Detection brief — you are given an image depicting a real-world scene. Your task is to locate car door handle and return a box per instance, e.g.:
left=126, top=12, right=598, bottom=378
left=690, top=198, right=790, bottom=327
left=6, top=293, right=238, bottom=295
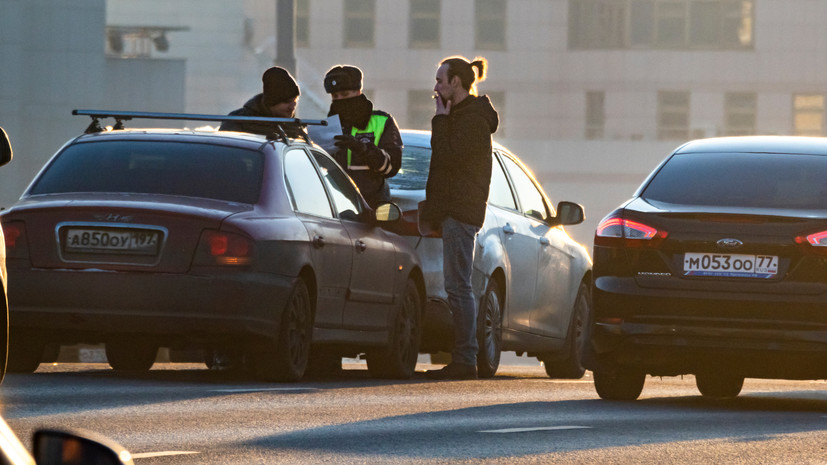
left=503, top=224, right=515, bottom=235
left=312, top=235, right=325, bottom=248
left=539, top=237, right=550, bottom=246
left=355, top=239, right=367, bottom=252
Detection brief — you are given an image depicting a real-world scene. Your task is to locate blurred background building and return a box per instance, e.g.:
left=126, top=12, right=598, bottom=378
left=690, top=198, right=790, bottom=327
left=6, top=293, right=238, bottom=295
left=1, top=0, right=825, bottom=248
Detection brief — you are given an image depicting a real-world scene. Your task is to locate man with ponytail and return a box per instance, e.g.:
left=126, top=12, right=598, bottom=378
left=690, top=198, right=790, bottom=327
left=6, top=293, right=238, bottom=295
left=423, top=56, right=499, bottom=380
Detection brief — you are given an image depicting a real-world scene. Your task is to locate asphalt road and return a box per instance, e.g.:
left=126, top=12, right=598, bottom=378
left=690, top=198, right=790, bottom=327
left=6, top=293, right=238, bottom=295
left=1, top=361, right=825, bottom=464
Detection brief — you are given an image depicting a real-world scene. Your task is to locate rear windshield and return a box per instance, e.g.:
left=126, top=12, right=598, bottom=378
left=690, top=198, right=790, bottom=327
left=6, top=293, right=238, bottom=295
left=388, top=145, right=431, bottom=191
left=30, top=140, right=264, bottom=204
left=641, top=152, right=827, bottom=210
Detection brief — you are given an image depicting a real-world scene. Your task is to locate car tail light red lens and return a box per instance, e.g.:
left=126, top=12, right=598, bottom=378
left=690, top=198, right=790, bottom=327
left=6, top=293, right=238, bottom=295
left=794, top=230, right=827, bottom=255
left=2, top=221, right=28, bottom=258
left=595, top=216, right=668, bottom=248
left=196, top=230, right=253, bottom=266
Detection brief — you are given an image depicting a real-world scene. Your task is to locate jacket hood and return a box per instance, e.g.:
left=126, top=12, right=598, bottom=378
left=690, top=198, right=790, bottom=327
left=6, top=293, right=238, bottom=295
left=454, top=95, right=499, bottom=134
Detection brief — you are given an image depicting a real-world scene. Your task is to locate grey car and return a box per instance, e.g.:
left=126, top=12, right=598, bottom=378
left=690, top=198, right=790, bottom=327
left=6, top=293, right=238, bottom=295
left=388, top=130, right=593, bottom=378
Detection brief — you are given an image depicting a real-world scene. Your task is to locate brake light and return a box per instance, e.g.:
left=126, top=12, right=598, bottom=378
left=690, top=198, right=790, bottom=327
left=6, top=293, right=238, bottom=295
left=595, top=216, right=668, bottom=248
left=196, top=230, right=253, bottom=266
left=2, top=221, right=28, bottom=258
left=794, top=230, right=827, bottom=255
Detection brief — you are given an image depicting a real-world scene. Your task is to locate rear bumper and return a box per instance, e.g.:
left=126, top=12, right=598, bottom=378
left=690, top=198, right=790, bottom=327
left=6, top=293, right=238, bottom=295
left=7, top=266, right=295, bottom=347
left=588, top=276, right=827, bottom=378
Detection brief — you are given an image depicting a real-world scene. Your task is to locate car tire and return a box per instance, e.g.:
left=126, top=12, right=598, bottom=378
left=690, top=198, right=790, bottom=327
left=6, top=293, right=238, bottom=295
left=476, top=279, right=503, bottom=379
left=541, top=281, right=591, bottom=379
left=250, top=278, right=312, bottom=382
left=366, top=279, right=421, bottom=379
left=0, top=300, right=7, bottom=381
left=105, top=341, right=158, bottom=371
left=8, top=336, right=44, bottom=374
left=593, top=367, right=646, bottom=401
left=695, top=371, right=744, bottom=399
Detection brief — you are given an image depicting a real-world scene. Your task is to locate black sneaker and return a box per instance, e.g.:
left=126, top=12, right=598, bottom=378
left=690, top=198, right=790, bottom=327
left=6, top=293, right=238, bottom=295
left=425, top=362, right=477, bottom=380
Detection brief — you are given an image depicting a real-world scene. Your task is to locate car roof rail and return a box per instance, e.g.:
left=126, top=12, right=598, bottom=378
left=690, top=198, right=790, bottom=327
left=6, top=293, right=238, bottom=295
left=72, top=109, right=327, bottom=145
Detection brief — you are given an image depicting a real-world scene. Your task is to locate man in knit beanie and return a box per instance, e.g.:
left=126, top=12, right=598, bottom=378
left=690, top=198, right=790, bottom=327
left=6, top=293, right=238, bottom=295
left=220, top=66, right=302, bottom=137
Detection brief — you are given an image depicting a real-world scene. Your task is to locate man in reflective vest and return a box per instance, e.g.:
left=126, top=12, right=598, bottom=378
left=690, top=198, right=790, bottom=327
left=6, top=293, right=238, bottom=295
left=324, top=65, right=402, bottom=208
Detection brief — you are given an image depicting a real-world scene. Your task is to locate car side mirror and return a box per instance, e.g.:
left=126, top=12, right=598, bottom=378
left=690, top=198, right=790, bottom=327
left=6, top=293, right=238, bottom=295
left=33, top=428, right=134, bottom=465
left=553, top=201, right=585, bottom=226
left=0, top=127, right=13, bottom=167
left=374, top=202, right=401, bottom=223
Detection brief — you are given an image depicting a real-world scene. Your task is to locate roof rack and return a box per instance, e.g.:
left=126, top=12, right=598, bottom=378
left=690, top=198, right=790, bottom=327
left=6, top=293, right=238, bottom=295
left=72, top=109, right=327, bottom=145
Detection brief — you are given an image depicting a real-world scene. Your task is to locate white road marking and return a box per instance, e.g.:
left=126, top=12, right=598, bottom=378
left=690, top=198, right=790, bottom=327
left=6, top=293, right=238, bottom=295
left=132, top=451, right=199, bottom=459
left=480, top=426, right=592, bottom=434
left=211, top=387, right=316, bottom=393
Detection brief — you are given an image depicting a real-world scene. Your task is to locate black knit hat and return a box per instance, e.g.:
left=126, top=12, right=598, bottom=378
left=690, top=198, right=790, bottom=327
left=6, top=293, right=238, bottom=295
left=323, top=65, right=363, bottom=94
left=262, top=67, right=300, bottom=106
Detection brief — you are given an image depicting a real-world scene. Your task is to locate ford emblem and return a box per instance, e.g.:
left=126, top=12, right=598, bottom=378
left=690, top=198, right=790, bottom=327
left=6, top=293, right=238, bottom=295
left=717, top=238, right=743, bottom=249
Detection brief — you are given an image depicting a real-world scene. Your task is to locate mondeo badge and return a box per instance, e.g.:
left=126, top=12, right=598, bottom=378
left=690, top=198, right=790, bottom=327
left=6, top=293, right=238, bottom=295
left=717, top=238, right=744, bottom=249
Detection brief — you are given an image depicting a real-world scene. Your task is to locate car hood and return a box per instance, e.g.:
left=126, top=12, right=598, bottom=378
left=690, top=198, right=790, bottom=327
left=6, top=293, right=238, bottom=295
left=390, top=189, right=425, bottom=213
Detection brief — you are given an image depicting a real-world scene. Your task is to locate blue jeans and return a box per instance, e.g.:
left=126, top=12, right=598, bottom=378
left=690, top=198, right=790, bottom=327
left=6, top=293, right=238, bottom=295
left=442, top=216, right=480, bottom=366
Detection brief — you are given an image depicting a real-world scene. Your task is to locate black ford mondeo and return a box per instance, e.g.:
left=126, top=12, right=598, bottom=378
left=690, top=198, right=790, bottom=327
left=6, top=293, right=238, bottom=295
left=586, top=136, right=827, bottom=400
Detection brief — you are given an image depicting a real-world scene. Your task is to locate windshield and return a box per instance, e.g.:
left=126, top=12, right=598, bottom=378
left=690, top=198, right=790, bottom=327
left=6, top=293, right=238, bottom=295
left=388, top=145, right=431, bottom=191
left=641, top=152, right=827, bottom=210
left=29, top=140, right=264, bottom=204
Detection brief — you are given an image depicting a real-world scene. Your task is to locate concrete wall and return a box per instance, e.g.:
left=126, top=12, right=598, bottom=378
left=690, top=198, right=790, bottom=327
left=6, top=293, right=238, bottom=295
left=0, top=0, right=187, bottom=207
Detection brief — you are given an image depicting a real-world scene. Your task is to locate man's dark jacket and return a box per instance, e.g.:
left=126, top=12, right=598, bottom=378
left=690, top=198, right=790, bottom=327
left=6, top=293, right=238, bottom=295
left=219, top=94, right=303, bottom=139
left=422, top=95, right=499, bottom=228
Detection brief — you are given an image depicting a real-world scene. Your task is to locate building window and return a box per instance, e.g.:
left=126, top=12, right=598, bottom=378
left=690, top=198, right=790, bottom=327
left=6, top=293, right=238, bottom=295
left=475, top=0, right=506, bottom=51
left=724, top=92, right=756, bottom=136
left=569, top=0, right=754, bottom=50
left=793, top=94, right=825, bottom=136
left=410, top=0, right=440, bottom=49
left=296, top=0, right=310, bottom=47
left=344, top=0, right=375, bottom=48
left=407, top=90, right=434, bottom=130
left=585, top=91, right=605, bottom=140
left=657, top=91, right=690, bottom=140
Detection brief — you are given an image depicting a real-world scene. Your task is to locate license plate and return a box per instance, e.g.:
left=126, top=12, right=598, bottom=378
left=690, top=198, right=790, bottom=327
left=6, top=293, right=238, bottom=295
left=64, top=227, right=161, bottom=255
left=683, top=252, right=778, bottom=278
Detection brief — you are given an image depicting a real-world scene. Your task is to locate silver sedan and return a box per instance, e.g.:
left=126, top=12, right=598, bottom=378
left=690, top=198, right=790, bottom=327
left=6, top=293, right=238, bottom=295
left=389, top=130, right=593, bottom=378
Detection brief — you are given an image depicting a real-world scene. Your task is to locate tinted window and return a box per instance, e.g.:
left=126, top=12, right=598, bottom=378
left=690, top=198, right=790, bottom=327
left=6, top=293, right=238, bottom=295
left=30, top=140, right=263, bottom=203
left=284, top=149, right=334, bottom=218
left=389, top=145, right=431, bottom=190
left=489, top=155, right=517, bottom=210
left=501, top=155, right=550, bottom=221
left=641, top=152, right=827, bottom=210
left=311, top=150, right=363, bottom=219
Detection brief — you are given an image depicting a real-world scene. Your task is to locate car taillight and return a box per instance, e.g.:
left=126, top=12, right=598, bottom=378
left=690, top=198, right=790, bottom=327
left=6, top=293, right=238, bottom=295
left=195, top=230, right=253, bottom=266
left=595, top=216, right=668, bottom=248
left=2, top=221, right=28, bottom=258
left=794, top=230, right=827, bottom=255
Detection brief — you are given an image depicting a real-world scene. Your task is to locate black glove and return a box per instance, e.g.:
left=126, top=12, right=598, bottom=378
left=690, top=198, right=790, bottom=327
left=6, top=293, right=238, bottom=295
left=334, top=134, right=366, bottom=154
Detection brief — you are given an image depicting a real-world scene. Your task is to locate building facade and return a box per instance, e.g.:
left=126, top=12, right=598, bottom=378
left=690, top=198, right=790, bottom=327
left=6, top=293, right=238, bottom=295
left=3, top=0, right=825, bottom=246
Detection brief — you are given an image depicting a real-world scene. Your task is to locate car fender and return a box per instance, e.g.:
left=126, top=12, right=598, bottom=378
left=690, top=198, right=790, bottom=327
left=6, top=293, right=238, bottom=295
left=473, top=220, right=509, bottom=305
